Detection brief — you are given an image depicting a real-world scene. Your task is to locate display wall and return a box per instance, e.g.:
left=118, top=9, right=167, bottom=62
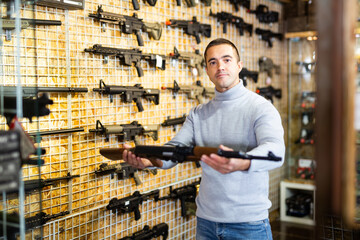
left=0, top=0, right=286, bottom=239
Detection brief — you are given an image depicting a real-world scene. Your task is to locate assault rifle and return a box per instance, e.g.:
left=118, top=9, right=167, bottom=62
left=99, top=145, right=282, bottom=162
left=0, top=86, right=88, bottom=97
left=158, top=180, right=200, bottom=217
left=258, top=56, right=281, bottom=77
left=255, top=28, right=283, bottom=48
left=120, top=223, right=169, bottom=240
left=166, top=16, right=211, bottom=44
left=248, top=4, right=279, bottom=24
left=169, top=47, right=205, bottom=77
left=95, top=162, right=157, bottom=186
left=89, top=120, right=159, bottom=144
left=130, top=0, right=157, bottom=10
left=256, top=86, right=282, bottom=103
left=2, top=17, right=61, bottom=41
left=228, top=0, right=250, bottom=11
left=162, top=80, right=214, bottom=104
left=7, top=172, right=80, bottom=195
left=0, top=210, right=69, bottom=237
left=84, top=44, right=166, bottom=77
left=295, top=61, right=316, bottom=73
left=106, top=189, right=159, bottom=220
left=0, top=94, right=53, bottom=123
left=161, top=114, right=187, bottom=131
left=239, top=68, right=259, bottom=86
left=89, top=5, right=162, bottom=45
left=209, top=10, right=252, bottom=36
left=26, top=211, right=69, bottom=230
left=93, top=80, right=159, bottom=112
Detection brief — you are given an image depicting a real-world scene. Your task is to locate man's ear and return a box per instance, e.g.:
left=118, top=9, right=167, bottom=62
left=238, top=60, right=243, bottom=70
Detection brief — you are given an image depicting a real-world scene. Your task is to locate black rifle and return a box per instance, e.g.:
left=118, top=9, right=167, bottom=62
left=166, top=16, right=211, bottom=44
left=95, top=162, right=157, bottom=185
left=161, top=114, right=187, bottom=131
left=295, top=61, right=316, bottom=73
left=106, top=189, right=159, bottom=220
left=0, top=86, right=88, bottom=97
left=239, top=68, right=258, bottom=86
left=25, top=211, right=69, bottom=230
left=258, top=56, right=281, bottom=77
left=209, top=10, right=252, bottom=36
left=255, top=28, right=283, bottom=48
left=89, top=5, right=162, bottom=45
left=93, top=80, right=159, bottom=112
left=248, top=4, right=279, bottom=24
left=84, top=44, right=166, bottom=77
left=0, top=93, right=53, bottom=123
left=2, top=17, right=61, bottom=41
left=169, top=47, right=205, bottom=77
left=158, top=180, right=200, bottom=217
left=89, top=120, right=159, bottom=144
left=99, top=145, right=283, bottom=162
left=256, top=86, right=282, bottom=103
left=228, top=0, right=250, bottom=11
left=7, top=172, right=79, bottom=195
left=120, top=223, right=169, bottom=240
left=0, top=210, right=69, bottom=238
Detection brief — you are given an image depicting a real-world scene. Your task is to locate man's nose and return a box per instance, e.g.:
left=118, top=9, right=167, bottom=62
left=218, top=61, right=225, bottom=70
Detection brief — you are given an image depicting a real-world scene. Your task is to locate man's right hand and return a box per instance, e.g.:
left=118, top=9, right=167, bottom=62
left=122, top=144, right=163, bottom=169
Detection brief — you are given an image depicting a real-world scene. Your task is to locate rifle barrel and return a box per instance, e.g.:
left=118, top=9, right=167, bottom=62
left=28, top=127, right=84, bottom=137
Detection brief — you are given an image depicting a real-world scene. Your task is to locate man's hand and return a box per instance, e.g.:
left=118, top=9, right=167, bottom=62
left=122, top=144, right=163, bottom=169
left=200, top=145, right=251, bottom=174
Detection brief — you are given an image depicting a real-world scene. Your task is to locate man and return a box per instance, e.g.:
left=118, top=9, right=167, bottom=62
left=123, top=38, right=285, bottom=240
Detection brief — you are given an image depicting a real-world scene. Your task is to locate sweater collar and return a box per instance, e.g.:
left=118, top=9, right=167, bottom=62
left=214, top=80, right=246, bottom=101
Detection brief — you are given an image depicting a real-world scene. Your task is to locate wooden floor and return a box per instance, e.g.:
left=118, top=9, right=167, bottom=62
left=271, top=219, right=316, bottom=240
left=271, top=219, right=360, bottom=240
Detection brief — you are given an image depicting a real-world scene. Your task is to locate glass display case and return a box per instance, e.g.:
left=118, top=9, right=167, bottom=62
left=281, top=35, right=317, bottom=225
left=287, top=36, right=317, bottom=181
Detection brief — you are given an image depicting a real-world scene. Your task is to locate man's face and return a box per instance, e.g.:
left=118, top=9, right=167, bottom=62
left=205, top=44, right=243, bottom=92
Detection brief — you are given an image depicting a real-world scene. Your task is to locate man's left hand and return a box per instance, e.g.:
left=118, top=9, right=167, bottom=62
left=200, top=145, right=251, bottom=174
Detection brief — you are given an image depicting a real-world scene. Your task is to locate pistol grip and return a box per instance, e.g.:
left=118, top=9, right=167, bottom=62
left=132, top=0, right=140, bottom=10
left=223, top=22, right=227, bottom=34
left=180, top=197, right=187, bottom=217
left=195, top=34, right=201, bottom=44
left=134, top=98, right=144, bottom=112
left=135, top=64, right=144, bottom=77
left=134, top=206, right=141, bottom=220
left=132, top=172, right=142, bottom=185
left=136, top=31, right=144, bottom=46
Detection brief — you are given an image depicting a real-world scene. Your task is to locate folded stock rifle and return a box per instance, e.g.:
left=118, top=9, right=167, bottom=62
left=165, top=16, right=211, bottom=44
left=89, top=120, right=159, bottom=144
left=99, top=145, right=282, bottom=162
left=84, top=44, right=166, bottom=77
left=89, top=5, right=162, bottom=45
left=93, top=80, right=159, bottom=112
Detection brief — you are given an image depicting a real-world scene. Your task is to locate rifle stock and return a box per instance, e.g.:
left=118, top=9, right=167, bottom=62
left=99, top=145, right=282, bottom=162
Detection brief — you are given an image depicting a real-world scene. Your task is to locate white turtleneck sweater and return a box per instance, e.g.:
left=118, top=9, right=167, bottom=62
left=162, top=81, right=285, bottom=223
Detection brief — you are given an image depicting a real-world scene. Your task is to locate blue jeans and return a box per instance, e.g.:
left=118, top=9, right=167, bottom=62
left=196, top=217, right=273, bottom=240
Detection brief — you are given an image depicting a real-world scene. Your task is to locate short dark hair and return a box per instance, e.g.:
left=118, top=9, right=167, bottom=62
left=204, top=38, right=240, bottom=62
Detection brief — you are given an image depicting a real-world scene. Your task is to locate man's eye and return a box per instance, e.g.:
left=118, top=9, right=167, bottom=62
left=209, top=61, right=216, bottom=65
left=224, top=59, right=231, bottom=63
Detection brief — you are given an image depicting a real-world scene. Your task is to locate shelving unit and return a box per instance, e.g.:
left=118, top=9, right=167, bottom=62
left=280, top=180, right=316, bottom=225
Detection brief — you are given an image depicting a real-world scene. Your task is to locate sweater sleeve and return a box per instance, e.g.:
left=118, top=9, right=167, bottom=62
left=246, top=100, right=285, bottom=172
left=160, top=108, right=197, bottom=169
